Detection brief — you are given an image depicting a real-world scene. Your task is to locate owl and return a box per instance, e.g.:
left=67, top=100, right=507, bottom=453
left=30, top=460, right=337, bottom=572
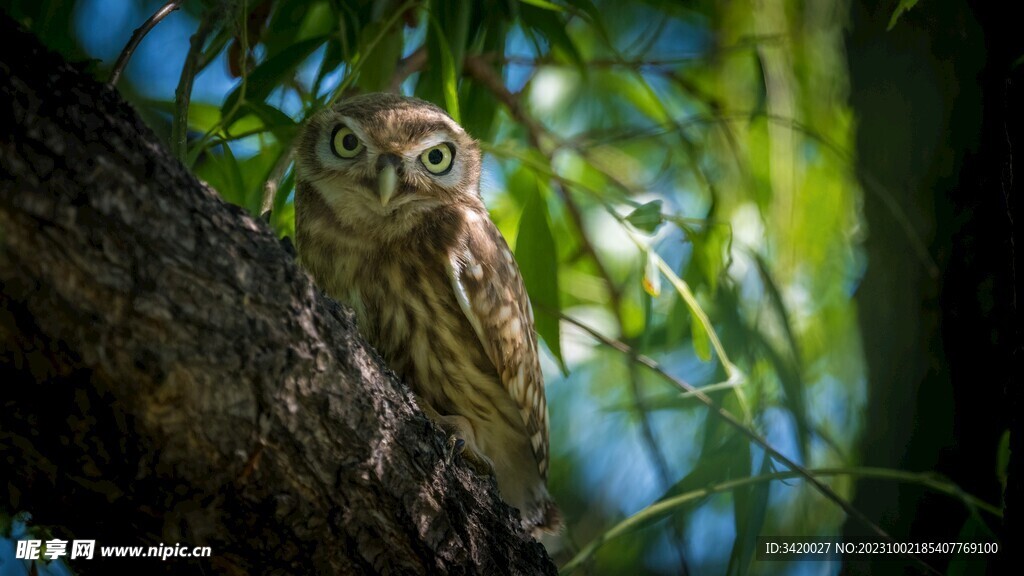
left=294, top=92, right=560, bottom=534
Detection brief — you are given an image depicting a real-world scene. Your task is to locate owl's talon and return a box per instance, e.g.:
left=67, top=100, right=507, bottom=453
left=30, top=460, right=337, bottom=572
left=446, top=436, right=466, bottom=463
left=443, top=433, right=494, bottom=476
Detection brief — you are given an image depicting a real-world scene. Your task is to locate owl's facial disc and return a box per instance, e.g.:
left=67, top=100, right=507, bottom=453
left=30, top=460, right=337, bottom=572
left=308, top=105, right=477, bottom=219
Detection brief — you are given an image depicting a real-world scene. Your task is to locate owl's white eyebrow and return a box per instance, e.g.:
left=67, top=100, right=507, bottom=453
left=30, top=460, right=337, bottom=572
left=336, top=116, right=371, bottom=145
left=412, top=132, right=455, bottom=152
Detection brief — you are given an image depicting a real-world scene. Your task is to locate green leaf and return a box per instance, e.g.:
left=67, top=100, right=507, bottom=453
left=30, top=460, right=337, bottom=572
left=356, top=20, right=404, bottom=92
left=946, top=514, right=991, bottom=576
left=609, top=73, right=670, bottom=124
left=680, top=209, right=730, bottom=296
left=196, top=144, right=246, bottom=207
left=887, top=0, right=920, bottom=31
left=262, top=0, right=334, bottom=54
left=518, top=0, right=564, bottom=11
left=221, top=36, right=328, bottom=119
left=460, top=13, right=504, bottom=140
left=147, top=100, right=227, bottom=135
left=563, top=0, right=611, bottom=44
left=418, top=0, right=471, bottom=119
left=662, top=432, right=747, bottom=501
left=625, top=200, right=664, bottom=233
left=238, top=101, right=299, bottom=141
left=691, top=310, right=712, bottom=362
left=727, top=452, right=771, bottom=576
left=997, top=429, right=1010, bottom=490
left=519, top=4, right=585, bottom=72
left=650, top=249, right=734, bottom=371
left=236, top=142, right=284, bottom=213
left=751, top=252, right=810, bottom=456
left=514, top=171, right=567, bottom=374
left=642, top=250, right=661, bottom=297
left=270, top=177, right=296, bottom=240
left=429, top=18, right=462, bottom=123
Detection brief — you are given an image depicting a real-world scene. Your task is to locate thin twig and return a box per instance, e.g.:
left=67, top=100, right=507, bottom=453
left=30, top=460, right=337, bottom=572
left=389, top=45, right=428, bottom=93
left=109, top=0, right=183, bottom=86
left=260, top=148, right=293, bottom=217
left=172, top=13, right=217, bottom=163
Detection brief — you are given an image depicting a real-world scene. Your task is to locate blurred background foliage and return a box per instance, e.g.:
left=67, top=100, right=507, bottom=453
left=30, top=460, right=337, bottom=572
left=2, top=0, right=1010, bottom=575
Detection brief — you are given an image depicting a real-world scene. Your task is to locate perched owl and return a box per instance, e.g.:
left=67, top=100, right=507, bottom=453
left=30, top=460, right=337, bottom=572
left=294, top=93, right=560, bottom=533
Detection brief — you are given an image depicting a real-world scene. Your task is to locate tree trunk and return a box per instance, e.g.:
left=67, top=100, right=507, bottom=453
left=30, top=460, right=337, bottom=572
left=846, top=1, right=1020, bottom=573
left=0, top=14, right=555, bottom=576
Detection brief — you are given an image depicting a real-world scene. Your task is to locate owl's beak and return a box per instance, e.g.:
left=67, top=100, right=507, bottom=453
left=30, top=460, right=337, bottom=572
left=378, top=163, right=397, bottom=207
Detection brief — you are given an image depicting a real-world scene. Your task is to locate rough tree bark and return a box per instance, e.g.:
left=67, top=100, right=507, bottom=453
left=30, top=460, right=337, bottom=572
left=0, top=14, right=556, bottom=575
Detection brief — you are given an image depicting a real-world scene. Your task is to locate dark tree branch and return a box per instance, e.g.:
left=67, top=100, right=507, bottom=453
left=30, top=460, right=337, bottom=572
left=109, top=0, right=183, bottom=86
left=389, top=45, right=427, bottom=93
left=0, top=14, right=555, bottom=576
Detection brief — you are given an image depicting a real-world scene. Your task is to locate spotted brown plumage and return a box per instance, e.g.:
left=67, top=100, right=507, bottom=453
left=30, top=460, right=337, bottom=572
left=293, top=92, right=559, bottom=533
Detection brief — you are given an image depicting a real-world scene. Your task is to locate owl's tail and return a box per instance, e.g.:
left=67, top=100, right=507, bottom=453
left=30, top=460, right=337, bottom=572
left=527, top=496, right=563, bottom=538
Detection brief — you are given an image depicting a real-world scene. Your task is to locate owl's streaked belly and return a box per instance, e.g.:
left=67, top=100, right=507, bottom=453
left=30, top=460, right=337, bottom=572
left=299, top=234, right=526, bottom=451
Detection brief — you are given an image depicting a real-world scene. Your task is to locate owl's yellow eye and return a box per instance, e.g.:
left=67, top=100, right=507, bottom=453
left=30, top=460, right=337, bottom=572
left=420, top=143, right=454, bottom=175
left=331, top=126, right=364, bottom=158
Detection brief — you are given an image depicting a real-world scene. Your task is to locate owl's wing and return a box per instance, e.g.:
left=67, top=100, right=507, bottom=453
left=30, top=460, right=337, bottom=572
left=447, top=211, right=550, bottom=479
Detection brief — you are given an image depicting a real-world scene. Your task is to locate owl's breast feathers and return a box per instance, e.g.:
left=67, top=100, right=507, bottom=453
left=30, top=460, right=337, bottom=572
left=296, top=190, right=559, bottom=531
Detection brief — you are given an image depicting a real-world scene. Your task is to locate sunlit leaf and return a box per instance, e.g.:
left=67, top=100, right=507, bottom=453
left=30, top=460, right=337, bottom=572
left=691, top=310, right=712, bottom=361
left=428, top=18, right=462, bottom=123
left=642, top=250, right=661, bottom=296
left=686, top=219, right=729, bottom=294
left=262, top=0, right=334, bottom=53
left=625, top=200, right=664, bottom=233
left=641, top=246, right=734, bottom=373
left=514, top=170, right=566, bottom=374
left=607, top=73, right=671, bottom=124
left=887, top=0, right=920, bottom=31
left=146, top=101, right=230, bottom=136
left=518, top=0, right=564, bottom=11
left=417, top=0, right=470, bottom=115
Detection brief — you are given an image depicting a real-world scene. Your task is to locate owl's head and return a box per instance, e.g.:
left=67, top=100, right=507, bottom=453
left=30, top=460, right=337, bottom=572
left=295, top=93, right=482, bottom=233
